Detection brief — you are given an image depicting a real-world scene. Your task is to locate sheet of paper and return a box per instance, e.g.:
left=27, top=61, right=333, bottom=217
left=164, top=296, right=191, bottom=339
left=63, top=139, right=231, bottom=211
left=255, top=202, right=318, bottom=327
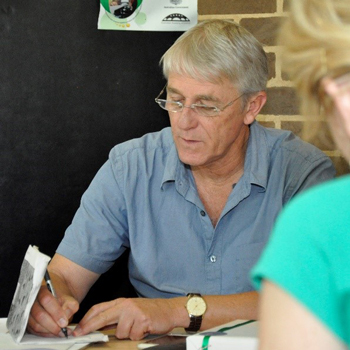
left=6, top=245, right=51, bottom=343
left=20, top=330, right=108, bottom=345
left=0, top=332, right=86, bottom=350
left=0, top=319, right=108, bottom=349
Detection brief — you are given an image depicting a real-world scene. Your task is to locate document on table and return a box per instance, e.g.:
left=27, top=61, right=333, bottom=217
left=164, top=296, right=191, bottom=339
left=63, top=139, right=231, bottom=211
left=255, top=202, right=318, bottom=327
left=0, top=318, right=108, bottom=350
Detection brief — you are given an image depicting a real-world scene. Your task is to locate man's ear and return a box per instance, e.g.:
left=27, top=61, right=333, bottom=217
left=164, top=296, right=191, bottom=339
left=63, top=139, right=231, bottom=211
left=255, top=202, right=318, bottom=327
left=243, top=91, right=267, bottom=125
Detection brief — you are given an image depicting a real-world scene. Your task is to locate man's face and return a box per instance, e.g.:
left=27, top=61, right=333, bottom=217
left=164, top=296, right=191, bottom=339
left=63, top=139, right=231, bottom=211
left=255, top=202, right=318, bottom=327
left=167, top=73, right=251, bottom=169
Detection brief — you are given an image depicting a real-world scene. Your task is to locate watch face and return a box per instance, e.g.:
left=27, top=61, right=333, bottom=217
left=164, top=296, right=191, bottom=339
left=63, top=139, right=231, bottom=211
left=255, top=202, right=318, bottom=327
left=187, top=296, right=207, bottom=316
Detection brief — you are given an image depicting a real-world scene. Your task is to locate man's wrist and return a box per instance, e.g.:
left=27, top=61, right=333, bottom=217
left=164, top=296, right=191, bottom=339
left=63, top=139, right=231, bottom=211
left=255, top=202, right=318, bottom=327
left=167, top=297, right=191, bottom=328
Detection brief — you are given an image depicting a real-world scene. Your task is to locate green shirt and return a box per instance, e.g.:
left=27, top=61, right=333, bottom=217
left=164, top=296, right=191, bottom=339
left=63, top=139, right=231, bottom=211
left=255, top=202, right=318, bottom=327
left=252, top=175, right=350, bottom=346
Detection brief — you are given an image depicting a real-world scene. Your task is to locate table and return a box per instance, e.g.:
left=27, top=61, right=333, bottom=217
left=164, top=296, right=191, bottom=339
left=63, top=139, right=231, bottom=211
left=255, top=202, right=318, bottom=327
left=87, top=327, right=187, bottom=350
left=87, top=328, right=141, bottom=350
left=88, top=337, right=140, bottom=350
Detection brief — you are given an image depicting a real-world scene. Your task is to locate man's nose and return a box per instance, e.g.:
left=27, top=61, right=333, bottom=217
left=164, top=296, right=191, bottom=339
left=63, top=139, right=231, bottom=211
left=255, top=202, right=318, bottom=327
left=177, top=105, right=199, bottom=128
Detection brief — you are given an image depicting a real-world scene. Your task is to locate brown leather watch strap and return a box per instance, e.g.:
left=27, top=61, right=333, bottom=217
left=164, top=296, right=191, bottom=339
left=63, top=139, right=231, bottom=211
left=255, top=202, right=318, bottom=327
left=185, top=314, right=203, bottom=332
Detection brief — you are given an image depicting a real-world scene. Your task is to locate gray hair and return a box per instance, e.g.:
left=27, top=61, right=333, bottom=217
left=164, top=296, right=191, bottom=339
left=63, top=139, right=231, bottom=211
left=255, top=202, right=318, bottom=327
left=160, top=19, right=268, bottom=100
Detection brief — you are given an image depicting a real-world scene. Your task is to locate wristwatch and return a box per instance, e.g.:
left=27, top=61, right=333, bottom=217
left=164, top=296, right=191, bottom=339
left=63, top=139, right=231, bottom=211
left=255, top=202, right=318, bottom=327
left=185, top=293, right=207, bottom=332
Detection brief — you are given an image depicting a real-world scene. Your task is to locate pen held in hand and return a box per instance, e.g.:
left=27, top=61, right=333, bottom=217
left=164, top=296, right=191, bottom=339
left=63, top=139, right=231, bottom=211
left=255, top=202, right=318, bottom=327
left=44, top=270, right=69, bottom=338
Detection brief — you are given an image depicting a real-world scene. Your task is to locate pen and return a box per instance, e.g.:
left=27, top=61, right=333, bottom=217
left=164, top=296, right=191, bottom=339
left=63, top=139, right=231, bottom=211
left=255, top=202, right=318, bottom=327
left=44, top=270, right=68, bottom=338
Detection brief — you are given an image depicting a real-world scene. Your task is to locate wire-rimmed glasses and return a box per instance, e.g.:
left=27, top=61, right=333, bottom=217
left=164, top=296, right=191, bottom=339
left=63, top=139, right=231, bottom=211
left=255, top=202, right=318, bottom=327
left=154, top=85, right=244, bottom=117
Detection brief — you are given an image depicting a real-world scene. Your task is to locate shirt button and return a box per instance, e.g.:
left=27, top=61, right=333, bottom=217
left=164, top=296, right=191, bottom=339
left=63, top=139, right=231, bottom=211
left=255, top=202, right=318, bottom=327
left=210, top=255, right=217, bottom=263
left=200, top=210, right=206, bottom=216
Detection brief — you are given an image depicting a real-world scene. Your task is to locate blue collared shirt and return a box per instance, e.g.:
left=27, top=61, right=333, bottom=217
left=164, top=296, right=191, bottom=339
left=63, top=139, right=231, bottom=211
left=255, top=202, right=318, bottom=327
left=57, top=122, right=335, bottom=297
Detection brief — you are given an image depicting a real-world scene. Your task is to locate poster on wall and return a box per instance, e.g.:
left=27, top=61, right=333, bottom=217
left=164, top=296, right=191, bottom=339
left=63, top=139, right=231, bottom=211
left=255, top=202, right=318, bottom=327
left=98, top=0, right=198, bottom=31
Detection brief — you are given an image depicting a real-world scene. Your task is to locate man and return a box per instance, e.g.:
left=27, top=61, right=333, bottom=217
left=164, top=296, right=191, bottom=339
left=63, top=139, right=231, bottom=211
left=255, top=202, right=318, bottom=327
left=28, top=20, right=335, bottom=340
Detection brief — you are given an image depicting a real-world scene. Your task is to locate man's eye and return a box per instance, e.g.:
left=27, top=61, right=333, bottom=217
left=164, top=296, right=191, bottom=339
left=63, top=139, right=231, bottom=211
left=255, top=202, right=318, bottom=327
left=199, top=100, right=218, bottom=107
left=168, top=95, right=183, bottom=103
left=194, top=105, right=219, bottom=116
left=197, top=104, right=217, bottom=111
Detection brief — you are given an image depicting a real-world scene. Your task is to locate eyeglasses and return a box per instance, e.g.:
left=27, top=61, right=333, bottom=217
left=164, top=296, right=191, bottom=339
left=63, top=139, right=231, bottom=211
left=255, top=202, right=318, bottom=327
left=154, top=85, right=244, bottom=117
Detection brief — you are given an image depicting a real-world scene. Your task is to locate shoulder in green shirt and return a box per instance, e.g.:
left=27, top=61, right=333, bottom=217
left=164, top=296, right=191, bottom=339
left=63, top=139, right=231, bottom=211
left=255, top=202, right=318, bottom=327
left=251, top=175, right=350, bottom=346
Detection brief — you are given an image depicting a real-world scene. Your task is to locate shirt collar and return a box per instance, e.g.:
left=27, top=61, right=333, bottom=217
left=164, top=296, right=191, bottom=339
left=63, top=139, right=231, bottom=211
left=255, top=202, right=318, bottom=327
left=244, top=121, right=269, bottom=190
left=161, top=143, right=189, bottom=189
left=161, top=121, right=270, bottom=190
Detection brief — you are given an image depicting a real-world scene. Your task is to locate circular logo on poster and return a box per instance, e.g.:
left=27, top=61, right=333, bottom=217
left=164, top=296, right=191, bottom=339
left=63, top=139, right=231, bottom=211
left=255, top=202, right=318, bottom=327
left=170, top=0, right=182, bottom=4
left=101, top=0, right=143, bottom=22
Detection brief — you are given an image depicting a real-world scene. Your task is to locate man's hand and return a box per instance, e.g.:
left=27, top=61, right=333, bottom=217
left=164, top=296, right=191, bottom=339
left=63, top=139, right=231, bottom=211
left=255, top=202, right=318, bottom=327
left=73, top=297, right=185, bottom=340
left=27, top=253, right=100, bottom=337
left=27, top=284, right=79, bottom=337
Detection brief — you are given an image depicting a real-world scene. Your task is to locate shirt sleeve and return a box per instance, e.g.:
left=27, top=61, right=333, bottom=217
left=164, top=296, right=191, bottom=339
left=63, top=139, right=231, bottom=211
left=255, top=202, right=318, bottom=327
left=282, top=148, right=335, bottom=204
left=57, top=155, right=129, bottom=274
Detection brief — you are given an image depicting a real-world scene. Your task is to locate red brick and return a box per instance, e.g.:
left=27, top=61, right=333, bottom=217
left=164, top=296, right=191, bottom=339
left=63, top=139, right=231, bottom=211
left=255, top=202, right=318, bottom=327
left=267, top=52, right=276, bottom=80
left=240, top=17, right=283, bottom=46
left=261, top=87, right=299, bottom=115
left=198, top=0, right=277, bottom=15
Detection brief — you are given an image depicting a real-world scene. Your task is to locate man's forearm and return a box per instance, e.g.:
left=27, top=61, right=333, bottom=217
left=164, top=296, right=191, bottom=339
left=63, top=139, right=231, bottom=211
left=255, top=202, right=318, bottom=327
left=48, top=253, right=100, bottom=303
left=201, top=291, right=259, bottom=329
left=169, top=291, right=259, bottom=331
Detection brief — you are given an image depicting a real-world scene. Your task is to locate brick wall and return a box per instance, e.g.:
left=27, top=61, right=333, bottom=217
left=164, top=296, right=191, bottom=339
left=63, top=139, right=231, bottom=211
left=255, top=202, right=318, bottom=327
left=198, top=0, right=349, bottom=176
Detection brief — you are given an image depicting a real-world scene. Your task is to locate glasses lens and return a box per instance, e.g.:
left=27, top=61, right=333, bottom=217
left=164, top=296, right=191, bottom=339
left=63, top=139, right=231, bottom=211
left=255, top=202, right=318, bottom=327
left=193, top=105, right=219, bottom=117
left=156, top=99, right=183, bottom=112
left=155, top=99, right=166, bottom=110
left=166, top=101, right=183, bottom=112
left=155, top=97, right=220, bottom=116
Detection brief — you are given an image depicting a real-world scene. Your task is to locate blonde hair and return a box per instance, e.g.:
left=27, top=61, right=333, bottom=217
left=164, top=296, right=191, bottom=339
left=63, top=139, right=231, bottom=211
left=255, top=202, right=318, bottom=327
left=160, top=19, right=268, bottom=105
left=278, top=0, right=350, bottom=141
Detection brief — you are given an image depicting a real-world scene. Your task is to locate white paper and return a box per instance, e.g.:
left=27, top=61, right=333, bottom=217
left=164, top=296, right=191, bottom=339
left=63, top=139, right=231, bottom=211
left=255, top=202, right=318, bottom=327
left=20, top=331, right=108, bottom=345
left=98, top=0, right=197, bottom=31
left=6, top=246, right=51, bottom=343
left=0, top=319, right=107, bottom=350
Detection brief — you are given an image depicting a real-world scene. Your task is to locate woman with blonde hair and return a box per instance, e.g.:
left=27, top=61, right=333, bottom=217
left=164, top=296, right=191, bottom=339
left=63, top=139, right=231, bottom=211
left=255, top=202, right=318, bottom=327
left=252, top=0, right=350, bottom=349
